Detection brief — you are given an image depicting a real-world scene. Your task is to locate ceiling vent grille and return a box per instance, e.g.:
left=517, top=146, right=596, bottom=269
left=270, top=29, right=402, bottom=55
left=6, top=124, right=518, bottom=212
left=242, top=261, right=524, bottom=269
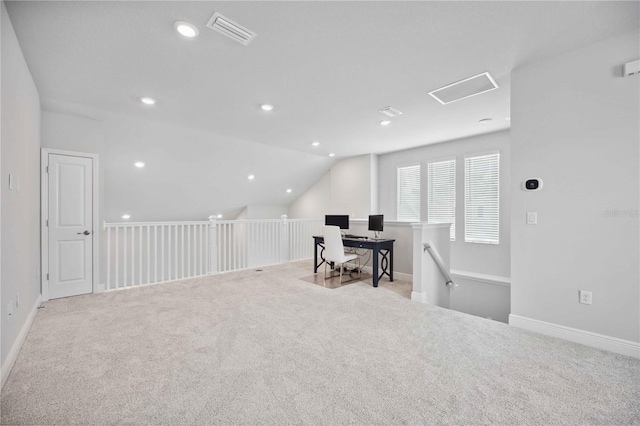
left=428, top=72, right=499, bottom=105
left=206, top=12, right=256, bottom=46
left=379, top=106, right=403, bottom=117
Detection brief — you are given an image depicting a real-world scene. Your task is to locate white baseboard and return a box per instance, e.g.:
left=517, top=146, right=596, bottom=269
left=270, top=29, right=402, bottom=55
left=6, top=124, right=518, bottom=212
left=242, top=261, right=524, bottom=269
left=450, top=269, right=510, bottom=287
left=97, top=283, right=106, bottom=293
left=509, top=314, right=639, bottom=358
left=1, top=294, right=42, bottom=389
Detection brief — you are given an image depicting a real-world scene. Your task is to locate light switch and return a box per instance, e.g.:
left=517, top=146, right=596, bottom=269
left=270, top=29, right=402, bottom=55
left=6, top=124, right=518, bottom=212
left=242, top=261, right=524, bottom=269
left=8, top=174, right=13, bottom=191
left=526, top=212, right=537, bottom=225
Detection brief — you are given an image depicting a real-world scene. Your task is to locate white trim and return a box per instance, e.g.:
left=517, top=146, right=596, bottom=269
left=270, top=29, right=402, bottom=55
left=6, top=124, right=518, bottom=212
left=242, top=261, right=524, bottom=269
left=395, top=161, right=421, bottom=169
left=410, top=222, right=451, bottom=230
left=509, top=314, right=639, bottom=358
left=463, top=148, right=501, bottom=159
left=428, top=71, right=499, bottom=105
left=105, top=220, right=209, bottom=227
left=348, top=218, right=413, bottom=227
left=41, top=148, right=100, bottom=301
left=1, top=295, right=42, bottom=389
left=450, top=269, right=510, bottom=287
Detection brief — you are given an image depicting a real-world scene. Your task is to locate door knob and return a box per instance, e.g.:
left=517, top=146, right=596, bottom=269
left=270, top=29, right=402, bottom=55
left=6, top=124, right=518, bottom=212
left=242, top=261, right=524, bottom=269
left=77, top=230, right=91, bottom=235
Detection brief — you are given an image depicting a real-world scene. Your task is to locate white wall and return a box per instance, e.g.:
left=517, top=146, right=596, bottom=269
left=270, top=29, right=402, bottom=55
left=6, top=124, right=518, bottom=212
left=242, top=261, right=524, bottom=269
left=378, top=130, right=511, bottom=277
left=288, top=172, right=331, bottom=219
left=511, top=31, right=639, bottom=343
left=329, top=154, right=374, bottom=219
left=288, top=154, right=376, bottom=219
left=245, top=205, right=288, bottom=220
left=1, top=1, right=41, bottom=376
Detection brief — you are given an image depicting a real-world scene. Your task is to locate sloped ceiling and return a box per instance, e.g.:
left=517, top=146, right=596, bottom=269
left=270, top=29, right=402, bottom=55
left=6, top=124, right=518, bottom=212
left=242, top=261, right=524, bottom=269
left=5, top=1, right=638, bottom=220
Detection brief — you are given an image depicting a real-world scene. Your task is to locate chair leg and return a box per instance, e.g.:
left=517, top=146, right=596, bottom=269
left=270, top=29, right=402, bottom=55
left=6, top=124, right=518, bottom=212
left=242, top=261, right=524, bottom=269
left=339, top=263, right=343, bottom=284
left=358, top=257, right=362, bottom=280
left=324, top=261, right=327, bottom=282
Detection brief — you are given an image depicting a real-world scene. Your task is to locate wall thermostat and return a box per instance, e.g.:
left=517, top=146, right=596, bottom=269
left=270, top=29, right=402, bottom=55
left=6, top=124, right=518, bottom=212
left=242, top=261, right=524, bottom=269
left=522, top=178, right=543, bottom=191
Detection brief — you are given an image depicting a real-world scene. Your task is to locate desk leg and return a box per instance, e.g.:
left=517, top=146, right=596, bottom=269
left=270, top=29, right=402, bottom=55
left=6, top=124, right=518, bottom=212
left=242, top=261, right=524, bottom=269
left=313, top=242, right=318, bottom=273
left=390, top=246, right=394, bottom=282
left=372, top=249, right=379, bottom=287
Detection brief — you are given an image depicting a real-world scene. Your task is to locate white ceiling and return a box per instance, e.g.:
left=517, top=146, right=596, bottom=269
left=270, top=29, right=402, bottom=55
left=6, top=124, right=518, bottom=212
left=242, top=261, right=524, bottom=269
left=7, top=1, right=639, bottom=159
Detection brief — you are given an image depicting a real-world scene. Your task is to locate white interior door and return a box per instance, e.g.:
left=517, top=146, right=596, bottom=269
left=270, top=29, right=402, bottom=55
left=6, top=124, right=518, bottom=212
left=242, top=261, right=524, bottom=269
left=48, top=153, right=94, bottom=299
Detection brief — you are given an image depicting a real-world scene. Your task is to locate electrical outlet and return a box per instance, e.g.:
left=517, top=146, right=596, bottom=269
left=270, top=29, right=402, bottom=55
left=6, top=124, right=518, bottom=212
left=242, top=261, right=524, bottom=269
left=526, top=212, right=537, bottom=225
left=579, top=290, right=593, bottom=305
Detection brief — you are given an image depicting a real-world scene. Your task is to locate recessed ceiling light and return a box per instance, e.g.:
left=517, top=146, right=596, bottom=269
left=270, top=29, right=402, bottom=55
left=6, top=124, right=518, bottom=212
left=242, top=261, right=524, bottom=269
left=134, top=161, right=145, bottom=168
left=478, top=118, right=493, bottom=124
left=174, top=21, right=199, bottom=38
left=311, top=141, right=320, bottom=147
left=286, top=189, right=292, bottom=193
left=122, top=214, right=131, bottom=220
left=329, top=153, right=335, bottom=157
left=380, top=120, right=391, bottom=126
left=248, top=174, right=255, bottom=180
left=217, top=214, right=223, bottom=219
left=140, top=97, right=156, bottom=105
left=260, top=104, right=274, bottom=111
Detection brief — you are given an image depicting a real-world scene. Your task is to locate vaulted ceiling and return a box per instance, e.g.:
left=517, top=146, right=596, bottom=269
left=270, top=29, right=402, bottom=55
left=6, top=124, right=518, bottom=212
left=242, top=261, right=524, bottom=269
left=8, top=1, right=638, bottom=156
left=5, top=1, right=638, bottom=220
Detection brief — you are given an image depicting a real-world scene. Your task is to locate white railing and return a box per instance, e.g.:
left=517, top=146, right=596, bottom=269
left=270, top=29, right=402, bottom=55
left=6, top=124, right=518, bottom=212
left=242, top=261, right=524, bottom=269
left=103, top=216, right=323, bottom=291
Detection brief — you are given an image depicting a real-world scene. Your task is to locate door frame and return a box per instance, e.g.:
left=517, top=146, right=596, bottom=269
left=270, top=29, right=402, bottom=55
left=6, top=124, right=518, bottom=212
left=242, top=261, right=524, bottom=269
left=41, top=148, right=99, bottom=301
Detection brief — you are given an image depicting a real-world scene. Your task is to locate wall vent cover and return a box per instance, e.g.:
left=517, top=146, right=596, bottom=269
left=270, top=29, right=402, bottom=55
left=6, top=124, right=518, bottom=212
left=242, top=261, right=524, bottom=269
left=428, top=72, right=499, bottom=105
left=378, top=106, right=403, bottom=117
left=206, top=12, right=256, bottom=46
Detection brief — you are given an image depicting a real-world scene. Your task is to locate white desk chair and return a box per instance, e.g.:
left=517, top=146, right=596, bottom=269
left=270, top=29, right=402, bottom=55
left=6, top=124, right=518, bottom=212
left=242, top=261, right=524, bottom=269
left=323, top=225, right=361, bottom=283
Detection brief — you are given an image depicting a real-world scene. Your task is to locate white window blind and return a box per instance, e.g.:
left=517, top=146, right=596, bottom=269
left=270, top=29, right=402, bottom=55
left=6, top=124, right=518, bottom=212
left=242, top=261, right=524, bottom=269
left=397, top=165, right=421, bottom=222
left=465, top=153, right=499, bottom=244
left=427, top=159, right=456, bottom=241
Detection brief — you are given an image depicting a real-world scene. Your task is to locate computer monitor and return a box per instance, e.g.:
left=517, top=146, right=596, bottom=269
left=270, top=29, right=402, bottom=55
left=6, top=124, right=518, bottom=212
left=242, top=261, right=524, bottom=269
left=325, top=214, right=349, bottom=230
left=368, top=215, right=384, bottom=232
left=368, top=215, right=383, bottom=238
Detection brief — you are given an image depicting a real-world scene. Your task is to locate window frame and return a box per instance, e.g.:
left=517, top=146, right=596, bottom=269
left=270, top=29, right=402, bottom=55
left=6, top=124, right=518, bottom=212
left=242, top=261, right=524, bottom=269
left=464, top=150, right=500, bottom=245
left=426, top=157, right=456, bottom=241
left=396, top=163, right=421, bottom=222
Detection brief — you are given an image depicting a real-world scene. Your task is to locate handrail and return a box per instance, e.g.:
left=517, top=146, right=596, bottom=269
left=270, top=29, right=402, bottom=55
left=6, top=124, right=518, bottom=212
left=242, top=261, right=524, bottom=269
left=423, top=241, right=456, bottom=289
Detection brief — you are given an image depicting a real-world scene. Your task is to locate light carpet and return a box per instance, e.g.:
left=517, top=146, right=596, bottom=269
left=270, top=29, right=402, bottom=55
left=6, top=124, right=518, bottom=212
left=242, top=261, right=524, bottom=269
left=1, top=260, right=639, bottom=425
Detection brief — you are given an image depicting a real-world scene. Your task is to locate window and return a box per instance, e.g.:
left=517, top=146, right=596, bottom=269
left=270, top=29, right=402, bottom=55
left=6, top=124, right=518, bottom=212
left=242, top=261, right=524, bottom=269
left=397, top=165, right=420, bottom=222
left=465, top=152, right=499, bottom=244
left=427, top=159, right=456, bottom=240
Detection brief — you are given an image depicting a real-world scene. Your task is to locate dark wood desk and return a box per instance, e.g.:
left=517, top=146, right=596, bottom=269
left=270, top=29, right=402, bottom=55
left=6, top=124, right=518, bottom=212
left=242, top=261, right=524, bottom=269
left=312, top=236, right=395, bottom=287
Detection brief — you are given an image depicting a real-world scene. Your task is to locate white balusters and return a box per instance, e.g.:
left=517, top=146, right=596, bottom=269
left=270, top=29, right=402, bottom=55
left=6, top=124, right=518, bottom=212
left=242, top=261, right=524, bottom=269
left=104, top=218, right=322, bottom=290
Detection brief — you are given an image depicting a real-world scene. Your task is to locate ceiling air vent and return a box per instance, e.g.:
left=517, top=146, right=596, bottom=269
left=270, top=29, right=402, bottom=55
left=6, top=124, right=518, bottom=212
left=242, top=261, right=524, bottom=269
left=378, top=106, right=403, bottom=117
left=206, top=12, right=256, bottom=46
left=428, top=72, right=499, bottom=105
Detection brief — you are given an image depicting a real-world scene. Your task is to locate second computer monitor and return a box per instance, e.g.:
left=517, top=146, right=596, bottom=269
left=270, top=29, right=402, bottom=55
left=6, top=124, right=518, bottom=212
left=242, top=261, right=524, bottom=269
left=368, top=215, right=384, bottom=232
left=325, top=214, right=349, bottom=230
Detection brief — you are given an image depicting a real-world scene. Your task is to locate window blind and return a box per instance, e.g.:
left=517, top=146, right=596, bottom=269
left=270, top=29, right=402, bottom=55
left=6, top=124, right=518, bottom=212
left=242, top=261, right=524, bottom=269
left=464, top=153, right=499, bottom=244
left=427, top=159, right=456, bottom=240
left=397, top=165, right=421, bottom=222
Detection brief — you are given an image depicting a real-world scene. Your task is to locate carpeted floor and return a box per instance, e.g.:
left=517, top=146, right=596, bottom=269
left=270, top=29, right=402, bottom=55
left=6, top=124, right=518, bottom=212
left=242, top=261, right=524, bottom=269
left=1, top=260, right=639, bottom=425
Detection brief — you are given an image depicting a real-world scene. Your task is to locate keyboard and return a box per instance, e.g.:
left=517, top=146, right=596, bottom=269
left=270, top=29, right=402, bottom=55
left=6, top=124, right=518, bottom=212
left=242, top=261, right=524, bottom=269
left=344, top=234, right=366, bottom=239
